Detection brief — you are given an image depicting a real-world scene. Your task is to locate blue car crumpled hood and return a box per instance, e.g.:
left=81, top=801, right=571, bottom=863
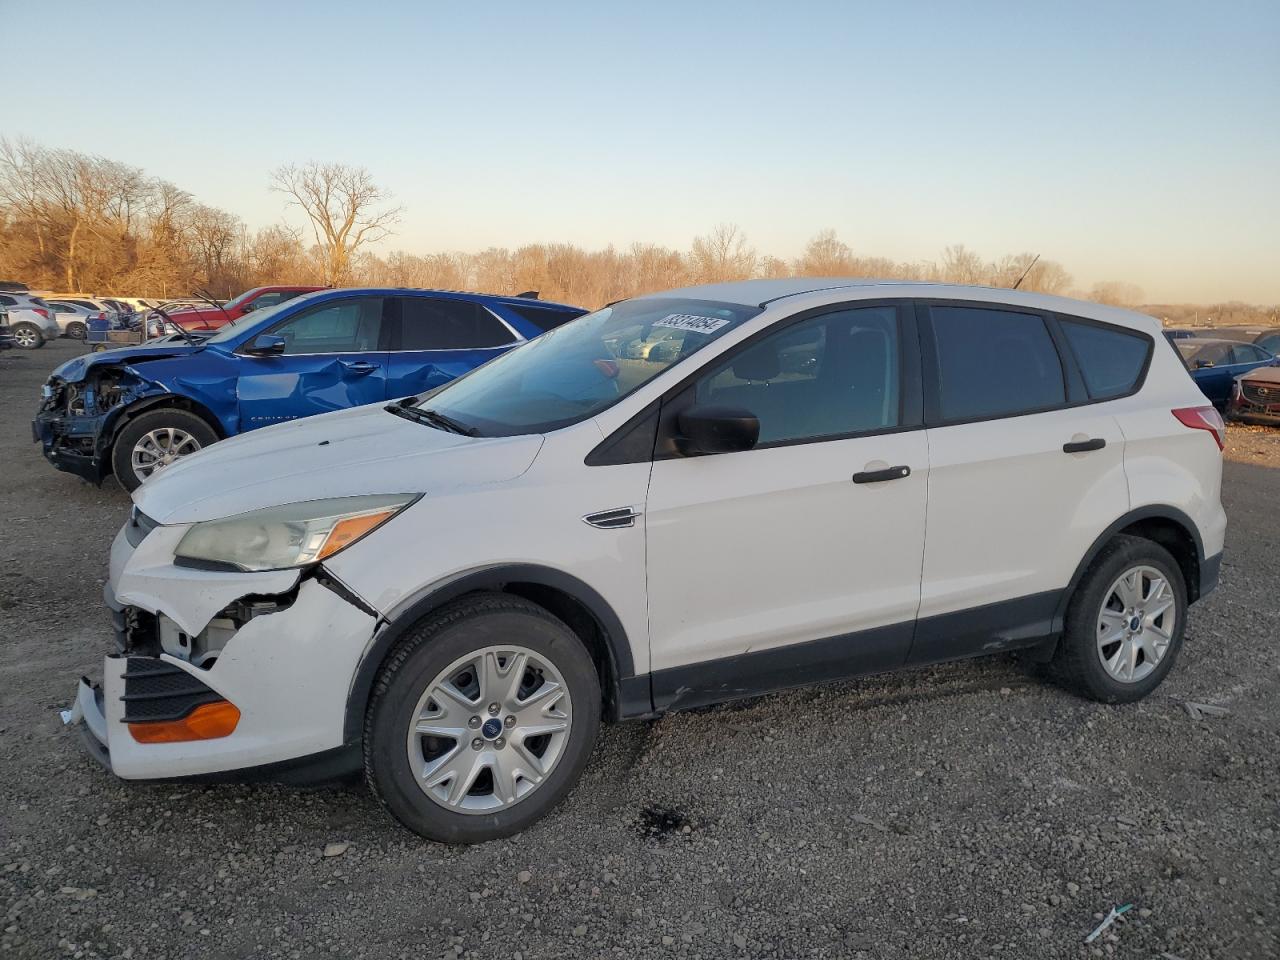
left=50, top=341, right=206, bottom=384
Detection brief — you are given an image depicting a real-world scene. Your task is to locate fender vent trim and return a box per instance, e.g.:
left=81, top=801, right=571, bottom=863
left=583, top=507, right=640, bottom=529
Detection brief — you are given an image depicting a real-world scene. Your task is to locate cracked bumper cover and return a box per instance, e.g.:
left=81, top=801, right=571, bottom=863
left=33, top=410, right=111, bottom=483
left=63, top=522, right=379, bottom=781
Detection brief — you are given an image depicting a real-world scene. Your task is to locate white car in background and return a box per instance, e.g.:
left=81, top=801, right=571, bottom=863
left=65, top=280, right=1226, bottom=843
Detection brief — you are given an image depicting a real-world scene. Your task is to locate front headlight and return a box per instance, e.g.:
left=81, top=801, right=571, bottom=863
left=174, top=495, right=419, bottom=572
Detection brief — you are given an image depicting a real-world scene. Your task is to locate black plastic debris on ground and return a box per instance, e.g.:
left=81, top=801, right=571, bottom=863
left=636, top=803, right=695, bottom=839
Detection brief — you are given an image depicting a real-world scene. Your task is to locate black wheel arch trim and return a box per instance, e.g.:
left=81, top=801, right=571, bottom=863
left=105, top=394, right=227, bottom=453
left=342, top=564, right=640, bottom=743
left=1053, top=504, right=1209, bottom=634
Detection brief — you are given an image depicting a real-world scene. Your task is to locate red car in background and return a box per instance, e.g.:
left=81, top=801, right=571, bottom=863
left=166, top=285, right=325, bottom=331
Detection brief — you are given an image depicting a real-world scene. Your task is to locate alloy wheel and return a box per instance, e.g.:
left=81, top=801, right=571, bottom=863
left=406, top=645, right=572, bottom=814
left=14, top=326, right=38, bottom=348
left=130, top=427, right=202, bottom=481
left=1096, top=564, right=1177, bottom=683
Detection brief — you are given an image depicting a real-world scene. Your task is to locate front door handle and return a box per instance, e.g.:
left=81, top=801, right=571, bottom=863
left=340, top=360, right=380, bottom=375
left=1063, top=437, right=1106, bottom=453
left=852, top=465, right=911, bottom=484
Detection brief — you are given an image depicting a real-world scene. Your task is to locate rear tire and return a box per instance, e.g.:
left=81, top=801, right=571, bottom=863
left=12, top=322, right=44, bottom=349
left=66, top=321, right=87, bottom=340
left=1049, top=534, right=1187, bottom=703
left=110, top=408, right=218, bottom=492
left=364, top=593, right=601, bottom=843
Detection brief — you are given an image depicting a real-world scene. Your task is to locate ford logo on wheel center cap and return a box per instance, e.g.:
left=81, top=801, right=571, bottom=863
left=481, top=718, right=503, bottom=739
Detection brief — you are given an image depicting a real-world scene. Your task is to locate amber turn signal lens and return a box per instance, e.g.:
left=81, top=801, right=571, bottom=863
left=128, top=700, right=241, bottom=743
left=316, top=510, right=398, bottom=560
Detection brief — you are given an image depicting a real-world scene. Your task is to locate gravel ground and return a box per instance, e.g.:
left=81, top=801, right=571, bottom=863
left=2, top=339, right=1278, bottom=960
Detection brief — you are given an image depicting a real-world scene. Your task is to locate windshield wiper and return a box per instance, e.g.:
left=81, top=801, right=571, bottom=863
left=152, top=306, right=198, bottom=346
left=384, top=404, right=478, bottom=436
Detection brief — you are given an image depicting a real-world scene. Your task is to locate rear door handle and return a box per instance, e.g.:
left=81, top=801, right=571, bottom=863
left=852, top=465, right=911, bottom=484
left=340, top=360, right=380, bottom=375
left=1063, top=438, right=1106, bottom=453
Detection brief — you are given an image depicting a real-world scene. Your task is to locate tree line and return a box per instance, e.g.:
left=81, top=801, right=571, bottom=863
left=1, top=138, right=1273, bottom=323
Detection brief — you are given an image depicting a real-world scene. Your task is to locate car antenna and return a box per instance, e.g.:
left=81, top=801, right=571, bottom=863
left=1011, top=254, right=1040, bottom=290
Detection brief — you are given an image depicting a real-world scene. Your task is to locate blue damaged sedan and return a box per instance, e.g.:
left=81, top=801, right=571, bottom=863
left=33, top=288, right=586, bottom=490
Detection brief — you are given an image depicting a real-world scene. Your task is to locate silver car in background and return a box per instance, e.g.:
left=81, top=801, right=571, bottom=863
left=46, top=299, right=107, bottom=340
left=0, top=292, right=60, bottom=348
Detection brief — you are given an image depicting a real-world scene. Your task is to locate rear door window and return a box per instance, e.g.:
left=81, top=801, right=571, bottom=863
left=1059, top=317, right=1152, bottom=400
left=393, top=297, right=515, bottom=350
left=1230, top=343, right=1267, bottom=364
left=928, top=305, right=1066, bottom=421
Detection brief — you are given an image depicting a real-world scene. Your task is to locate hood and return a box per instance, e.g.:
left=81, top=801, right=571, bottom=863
left=133, top=402, right=545, bottom=524
left=50, top=342, right=204, bottom=383
left=1240, top=365, right=1280, bottom=384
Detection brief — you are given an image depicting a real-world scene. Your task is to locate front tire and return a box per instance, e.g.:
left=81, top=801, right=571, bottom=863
left=1050, top=534, right=1187, bottom=703
left=364, top=593, right=601, bottom=843
left=12, top=322, right=44, bottom=349
left=110, top=408, right=218, bottom=492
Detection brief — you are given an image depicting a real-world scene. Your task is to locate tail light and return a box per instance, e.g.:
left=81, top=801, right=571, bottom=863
left=1172, top=405, right=1226, bottom=450
left=33, top=308, right=49, bottom=319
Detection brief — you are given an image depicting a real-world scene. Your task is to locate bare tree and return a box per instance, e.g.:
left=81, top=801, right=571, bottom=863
left=939, top=244, right=986, bottom=285
left=1088, top=280, right=1145, bottom=307
left=690, top=223, right=756, bottom=283
left=796, top=229, right=854, bottom=276
left=270, top=162, right=401, bottom=285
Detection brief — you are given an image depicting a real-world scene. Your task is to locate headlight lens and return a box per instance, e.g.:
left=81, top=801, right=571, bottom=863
left=174, top=495, right=418, bottom=572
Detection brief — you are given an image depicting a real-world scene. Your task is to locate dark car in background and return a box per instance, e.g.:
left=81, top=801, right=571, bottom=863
left=34, top=287, right=587, bottom=490
left=1203, top=326, right=1280, bottom=355
left=1177, top=338, right=1278, bottom=409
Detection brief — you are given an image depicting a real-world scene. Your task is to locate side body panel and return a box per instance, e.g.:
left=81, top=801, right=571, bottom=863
left=645, top=432, right=928, bottom=680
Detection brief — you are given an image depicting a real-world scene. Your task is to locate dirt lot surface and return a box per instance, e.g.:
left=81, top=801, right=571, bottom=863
left=2, top=339, right=1277, bottom=960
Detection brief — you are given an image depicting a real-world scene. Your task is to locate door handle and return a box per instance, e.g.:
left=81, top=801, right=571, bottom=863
left=852, top=465, right=911, bottom=484
left=340, top=360, right=380, bottom=375
left=1063, top=438, right=1106, bottom=453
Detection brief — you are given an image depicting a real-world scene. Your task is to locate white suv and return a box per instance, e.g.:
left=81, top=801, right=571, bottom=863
left=64, top=280, right=1226, bottom=842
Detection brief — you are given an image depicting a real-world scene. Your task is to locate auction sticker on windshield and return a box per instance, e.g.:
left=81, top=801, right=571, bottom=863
left=653, top=314, right=733, bottom=334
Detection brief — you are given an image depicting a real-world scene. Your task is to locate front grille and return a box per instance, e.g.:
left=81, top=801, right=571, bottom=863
left=1242, top=381, right=1280, bottom=406
left=111, top=606, right=160, bottom=656
left=120, top=658, right=225, bottom=722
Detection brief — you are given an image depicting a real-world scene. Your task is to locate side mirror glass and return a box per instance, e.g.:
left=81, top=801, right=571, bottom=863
left=247, top=334, right=286, bottom=356
left=677, top=404, right=760, bottom=455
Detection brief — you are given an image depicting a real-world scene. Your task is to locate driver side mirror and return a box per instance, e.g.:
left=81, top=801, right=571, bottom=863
left=247, top=334, right=286, bottom=356
left=677, top=404, right=759, bottom=455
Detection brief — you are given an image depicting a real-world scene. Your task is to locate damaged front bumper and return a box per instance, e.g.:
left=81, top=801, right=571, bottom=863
left=33, top=409, right=111, bottom=483
left=63, top=518, right=380, bottom=781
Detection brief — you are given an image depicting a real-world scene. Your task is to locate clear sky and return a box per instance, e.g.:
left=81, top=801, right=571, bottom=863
left=4, top=0, right=1278, bottom=302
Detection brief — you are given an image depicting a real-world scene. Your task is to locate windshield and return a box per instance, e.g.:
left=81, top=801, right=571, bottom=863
left=219, top=289, right=258, bottom=311
left=411, top=297, right=762, bottom=436
left=202, top=297, right=303, bottom=344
